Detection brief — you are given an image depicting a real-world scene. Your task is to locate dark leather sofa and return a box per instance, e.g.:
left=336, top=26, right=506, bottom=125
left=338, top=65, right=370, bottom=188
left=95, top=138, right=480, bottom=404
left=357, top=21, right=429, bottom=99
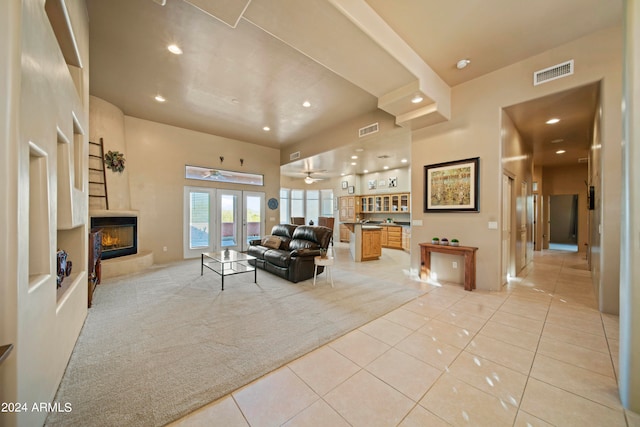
left=248, top=224, right=333, bottom=283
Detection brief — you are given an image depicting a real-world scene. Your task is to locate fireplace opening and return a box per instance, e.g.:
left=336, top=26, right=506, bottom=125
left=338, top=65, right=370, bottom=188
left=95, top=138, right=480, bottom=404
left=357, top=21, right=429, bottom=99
left=91, top=216, right=138, bottom=260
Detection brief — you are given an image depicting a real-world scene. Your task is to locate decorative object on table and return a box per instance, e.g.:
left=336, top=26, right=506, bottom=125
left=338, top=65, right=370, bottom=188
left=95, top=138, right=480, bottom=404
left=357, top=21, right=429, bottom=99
left=451, top=238, right=460, bottom=247
left=342, top=180, right=348, bottom=189
left=388, top=176, right=397, bottom=188
left=56, top=249, right=73, bottom=287
left=431, top=237, right=440, bottom=244
left=223, top=248, right=230, bottom=258
left=348, top=186, right=355, bottom=194
left=267, top=197, right=278, bottom=210
left=424, top=157, right=479, bottom=212
left=308, top=219, right=314, bottom=225
left=104, top=150, right=126, bottom=173
left=440, top=238, right=449, bottom=246
left=319, top=248, right=327, bottom=259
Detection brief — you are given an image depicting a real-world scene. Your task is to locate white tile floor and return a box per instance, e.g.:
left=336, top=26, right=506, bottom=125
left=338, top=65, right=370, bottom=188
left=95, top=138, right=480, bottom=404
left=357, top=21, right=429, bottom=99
left=170, top=245, right=639, bottom=427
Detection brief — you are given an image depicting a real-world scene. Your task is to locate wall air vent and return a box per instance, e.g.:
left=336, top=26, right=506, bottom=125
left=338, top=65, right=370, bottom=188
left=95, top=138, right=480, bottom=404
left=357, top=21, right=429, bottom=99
left=289, top=151, right=301, bottom=161
left=534, top=60, right=574, bottom=86
left=358, top=122, right=379, bottom=138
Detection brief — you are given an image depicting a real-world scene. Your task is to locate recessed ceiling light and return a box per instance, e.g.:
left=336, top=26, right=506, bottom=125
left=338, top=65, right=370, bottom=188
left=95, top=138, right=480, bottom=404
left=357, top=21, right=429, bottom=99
left=263, top=126, right=270, bottom=131
left=456, top=59, right=471, bottom=69
left=355, top=148, right=364, bottom=152
left=411, top=95, right=423, bottom=104
left=340, top=173, right=345, bottom=176
left=551, top=138, right=564, bottom=143
left=351, top=162, right=357, bottom=166
left=167, top=44, right=183, bottom=55
left=363, top=169, right=369, bottom=173
left=556, top=149, right=566, bottom=154
left=302, top=100, right=311, bottom=108
left=351, top=155, right=358, bottom=159
left=546, top=118, right=560, bottom=124
left=383, top=166, right=389, bottom=170
left=154, top=95, right=166, bottom=102
left=401, top=158, right=408, bottom=163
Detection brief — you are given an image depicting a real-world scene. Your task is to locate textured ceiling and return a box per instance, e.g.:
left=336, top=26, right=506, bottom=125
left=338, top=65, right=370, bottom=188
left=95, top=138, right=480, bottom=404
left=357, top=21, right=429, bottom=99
left=86, top=0, right=622, bottom=177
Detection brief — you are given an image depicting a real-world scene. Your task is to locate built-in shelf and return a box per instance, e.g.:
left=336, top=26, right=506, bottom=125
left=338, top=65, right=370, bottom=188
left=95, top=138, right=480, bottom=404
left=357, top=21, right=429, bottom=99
left=56, top=226, right=85, bottom=304
left=0, top=344, right=13, bottom=365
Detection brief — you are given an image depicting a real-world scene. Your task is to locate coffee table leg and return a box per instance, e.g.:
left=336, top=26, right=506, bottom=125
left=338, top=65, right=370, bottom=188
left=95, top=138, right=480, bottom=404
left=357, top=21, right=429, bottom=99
left=221, top=262, right=224, bottom=291
left=201, top=254, right=204, bottom=276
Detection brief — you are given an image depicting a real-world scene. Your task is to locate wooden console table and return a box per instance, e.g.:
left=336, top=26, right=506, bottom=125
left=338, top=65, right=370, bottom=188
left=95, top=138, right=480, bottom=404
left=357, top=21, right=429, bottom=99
left=419, top=243, right=479, bottom=291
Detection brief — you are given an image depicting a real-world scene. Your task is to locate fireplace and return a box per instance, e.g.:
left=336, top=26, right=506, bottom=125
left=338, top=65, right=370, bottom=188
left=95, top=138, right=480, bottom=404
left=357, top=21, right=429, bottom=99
left=91, top=216, right=138, bottom=260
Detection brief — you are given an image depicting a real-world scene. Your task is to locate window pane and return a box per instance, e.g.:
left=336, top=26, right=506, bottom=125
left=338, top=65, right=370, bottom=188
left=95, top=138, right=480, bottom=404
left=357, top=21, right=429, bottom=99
left=320, top=189, right=334, bottom=216
left=189, top=192, right=209, bottom=249
left=280, top=189, right=289, bottom=224
left=291, top=189, right=304, bottom=218
left=220, top=194, right=237, bottom=247
left=246, top=195, right=261, bottom=243
left=306, top=190, right=319, bottom=225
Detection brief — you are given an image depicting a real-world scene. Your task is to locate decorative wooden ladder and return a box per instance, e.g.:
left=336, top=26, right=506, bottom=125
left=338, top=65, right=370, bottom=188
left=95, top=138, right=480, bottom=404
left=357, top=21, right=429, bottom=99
left=88, top=137, right=109, bottom=210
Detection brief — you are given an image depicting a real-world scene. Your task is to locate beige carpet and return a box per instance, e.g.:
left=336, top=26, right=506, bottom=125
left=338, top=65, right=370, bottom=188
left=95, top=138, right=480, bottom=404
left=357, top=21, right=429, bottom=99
left=46, top=258, right=423, bottom=426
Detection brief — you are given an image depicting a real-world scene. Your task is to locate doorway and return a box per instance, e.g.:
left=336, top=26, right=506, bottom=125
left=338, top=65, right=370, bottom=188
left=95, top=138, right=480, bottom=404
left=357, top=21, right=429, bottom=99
left=183, top=187, right=265, bottom=258
left=548, top=194, right=578, bottom=252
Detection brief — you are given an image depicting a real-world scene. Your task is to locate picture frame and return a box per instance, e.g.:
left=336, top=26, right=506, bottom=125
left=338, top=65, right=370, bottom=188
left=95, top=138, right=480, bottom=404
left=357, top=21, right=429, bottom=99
left=368, top=179, right=377, bottom=190
left=341, top=180, right=348, bottom=189
left=424, top=157, right=479, bottom=212
left=388, top=177, right=397, bottom=188
left=348, top=185, right=355, bottom=194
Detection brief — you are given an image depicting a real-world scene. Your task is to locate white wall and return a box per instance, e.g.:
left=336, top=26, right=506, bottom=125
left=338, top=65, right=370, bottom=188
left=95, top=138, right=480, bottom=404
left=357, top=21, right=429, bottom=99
left=0, top=1, right=90, bottom=426
left=122, top=116, right=281, bottom=264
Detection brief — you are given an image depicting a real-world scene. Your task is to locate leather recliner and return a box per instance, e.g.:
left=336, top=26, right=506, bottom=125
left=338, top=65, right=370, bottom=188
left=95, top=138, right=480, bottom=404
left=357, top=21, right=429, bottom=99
left=248, top=224, right=333, bottom=283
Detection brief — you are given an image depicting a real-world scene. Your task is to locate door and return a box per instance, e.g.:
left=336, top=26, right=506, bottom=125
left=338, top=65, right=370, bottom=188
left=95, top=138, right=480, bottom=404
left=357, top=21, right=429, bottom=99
left=184, top=186, right=215, bottom=258
left=243, top=191, right=265, bottom=251
left=184, top=187, right=265, bottom=257
left=218, top=190, right=265, bottom=252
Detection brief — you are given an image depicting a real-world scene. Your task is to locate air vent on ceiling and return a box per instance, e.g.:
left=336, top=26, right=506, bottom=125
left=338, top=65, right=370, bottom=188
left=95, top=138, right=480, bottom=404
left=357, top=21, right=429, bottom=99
left=289, top=151, right=301, bottom=161
left=578, top=157, right=588, bottom=163
left=533, top=60, right=574, bottom=86
left=359, top=122, right=379, bottom=138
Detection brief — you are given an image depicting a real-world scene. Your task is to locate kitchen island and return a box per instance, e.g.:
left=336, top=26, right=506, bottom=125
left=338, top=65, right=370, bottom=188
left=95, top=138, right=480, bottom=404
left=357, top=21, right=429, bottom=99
left=343, top=222, right=382, bottom=261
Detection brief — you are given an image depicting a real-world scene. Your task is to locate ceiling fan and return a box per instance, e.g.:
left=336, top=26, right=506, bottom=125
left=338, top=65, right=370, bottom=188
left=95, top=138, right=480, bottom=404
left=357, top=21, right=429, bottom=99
left=302, top=171, right=325, bottom=184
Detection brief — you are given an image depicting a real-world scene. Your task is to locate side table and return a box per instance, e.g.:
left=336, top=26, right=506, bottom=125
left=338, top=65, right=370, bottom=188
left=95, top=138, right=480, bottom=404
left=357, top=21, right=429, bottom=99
left=313, top=256, right=334, bottom=287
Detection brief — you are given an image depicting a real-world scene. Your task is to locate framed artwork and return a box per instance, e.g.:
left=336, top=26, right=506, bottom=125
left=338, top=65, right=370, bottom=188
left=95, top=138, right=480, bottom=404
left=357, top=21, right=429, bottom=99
left=368, top=179, right=377, bottom=190
left=348, top=186, right=355, bottom=194
left=378, top=179, right=386, bottom=187
left=388, top=177, right=397, bottom=188
left=424, top=157, right=479, bottom=212
left=342, top=180, right=348, bottom=189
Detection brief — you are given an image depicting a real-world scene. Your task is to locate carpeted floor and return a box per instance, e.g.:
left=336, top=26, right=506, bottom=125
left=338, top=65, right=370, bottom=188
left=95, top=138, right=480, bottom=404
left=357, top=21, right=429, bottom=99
left=46, top=256, right=423, bottom=426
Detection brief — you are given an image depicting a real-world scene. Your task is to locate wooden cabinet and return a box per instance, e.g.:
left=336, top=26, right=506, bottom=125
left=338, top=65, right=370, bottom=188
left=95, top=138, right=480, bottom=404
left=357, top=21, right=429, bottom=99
left=339, top=196, right=358, bottom=222
left=339, top=224, right=351, bottom=242
left=379, top=225, right=402, bottom=249
left=362, top=228, right=382, bottom=260
left=359, top=193, right=410, bottom=214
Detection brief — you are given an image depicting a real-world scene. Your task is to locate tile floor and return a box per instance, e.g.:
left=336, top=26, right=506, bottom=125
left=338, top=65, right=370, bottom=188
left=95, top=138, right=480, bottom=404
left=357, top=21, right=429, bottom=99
left=170, top=245, right=639, bottom=427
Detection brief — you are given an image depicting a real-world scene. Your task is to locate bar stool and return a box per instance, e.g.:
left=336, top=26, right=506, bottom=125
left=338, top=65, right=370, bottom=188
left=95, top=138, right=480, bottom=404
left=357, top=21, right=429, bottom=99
left=313, top=255, right=334, bottom=287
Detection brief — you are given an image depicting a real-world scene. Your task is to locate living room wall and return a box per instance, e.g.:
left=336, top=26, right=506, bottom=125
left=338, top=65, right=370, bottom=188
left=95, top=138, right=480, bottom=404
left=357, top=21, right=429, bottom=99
left=122, top=116, right=281, bottom=264
left=410, top=26, right=622, bottom=295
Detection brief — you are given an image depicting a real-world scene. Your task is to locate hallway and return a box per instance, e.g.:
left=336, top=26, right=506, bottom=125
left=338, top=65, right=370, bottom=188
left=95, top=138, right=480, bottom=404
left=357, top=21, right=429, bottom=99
left=171, top=248, right=637, bottom=426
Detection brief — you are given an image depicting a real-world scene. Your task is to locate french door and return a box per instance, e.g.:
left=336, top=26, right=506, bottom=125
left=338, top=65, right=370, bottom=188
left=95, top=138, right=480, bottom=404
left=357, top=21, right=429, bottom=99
left=183, top=187, right=265, bottom=258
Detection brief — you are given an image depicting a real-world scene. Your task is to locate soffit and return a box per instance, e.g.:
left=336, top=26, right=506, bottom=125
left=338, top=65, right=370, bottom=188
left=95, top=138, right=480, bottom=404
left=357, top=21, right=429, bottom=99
left=504, top=83, right=599, bottom=167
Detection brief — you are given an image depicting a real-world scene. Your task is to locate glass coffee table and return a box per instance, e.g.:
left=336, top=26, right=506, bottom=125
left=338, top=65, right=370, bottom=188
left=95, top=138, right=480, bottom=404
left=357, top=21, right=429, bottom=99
left=201, top=250, right=257, bottom=291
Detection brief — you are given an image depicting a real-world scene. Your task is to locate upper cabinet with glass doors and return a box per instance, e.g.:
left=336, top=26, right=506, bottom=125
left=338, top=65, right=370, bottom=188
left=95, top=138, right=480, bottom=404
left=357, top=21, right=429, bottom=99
left=359, top=193, right=410, bottom=214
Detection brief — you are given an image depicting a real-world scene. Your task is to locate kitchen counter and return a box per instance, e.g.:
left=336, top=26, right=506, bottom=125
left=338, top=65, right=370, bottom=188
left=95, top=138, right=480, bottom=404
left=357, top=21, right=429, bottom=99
left=342, top=223, right=382, bottom=261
